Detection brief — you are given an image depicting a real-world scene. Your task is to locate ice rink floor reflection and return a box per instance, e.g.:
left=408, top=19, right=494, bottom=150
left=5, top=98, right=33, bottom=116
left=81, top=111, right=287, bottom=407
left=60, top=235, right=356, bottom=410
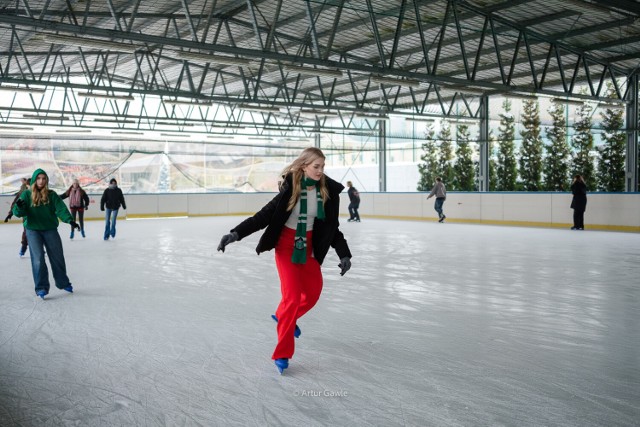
left=1, top=216, right=639, bottom=426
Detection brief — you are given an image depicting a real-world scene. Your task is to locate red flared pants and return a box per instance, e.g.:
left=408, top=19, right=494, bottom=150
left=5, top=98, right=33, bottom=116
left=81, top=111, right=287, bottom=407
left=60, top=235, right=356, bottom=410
left=272, top=227, right=323, bottom=360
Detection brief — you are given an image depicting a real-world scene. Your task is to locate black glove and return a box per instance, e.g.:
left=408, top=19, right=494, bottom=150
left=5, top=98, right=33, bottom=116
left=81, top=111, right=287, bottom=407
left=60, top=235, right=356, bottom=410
left=84, top=206, right=89, bottom=210
left=4, top=213, right=11, bottom=222
left=70, top=221, right=81, bottom=231
left=101, top=207, right=105, bottom=211
left=338, top=257, right=351, bottom=276
left=217, top=231, right=239, bottom=253
left=16, top=198, right=25, bottom=209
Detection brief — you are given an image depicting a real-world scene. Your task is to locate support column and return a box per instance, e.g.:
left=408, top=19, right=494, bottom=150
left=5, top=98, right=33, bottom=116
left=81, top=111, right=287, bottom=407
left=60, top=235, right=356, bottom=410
left=379, top=120, right=387, bottom=192
left=626, top=74, right=638, bottom=192
left=478, top=95, right=490, bottom=192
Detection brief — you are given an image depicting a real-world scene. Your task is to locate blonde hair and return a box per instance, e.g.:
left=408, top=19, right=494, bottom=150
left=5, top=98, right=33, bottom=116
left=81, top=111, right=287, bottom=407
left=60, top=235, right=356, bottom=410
left=281, top=147, right=329, bottom=211
left=31, top=173, right=50, bottom=206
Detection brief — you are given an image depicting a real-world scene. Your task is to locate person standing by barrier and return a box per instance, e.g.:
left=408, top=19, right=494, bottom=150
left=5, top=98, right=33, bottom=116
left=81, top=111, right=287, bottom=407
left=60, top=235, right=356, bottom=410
left=12, top=169, right=80, bottom=299
left=570, top=174, right=587, bottom=230
left=100, top=178, right=127, bottom=240
left=60, top=178, right=90, bottom=239
left=5, top=177, right=30, bottom=256
left=346, top=181, right=361, bottom=222
left=427, top=177, right=447, bottom=222
left=217, top=147, right=352, bottom=375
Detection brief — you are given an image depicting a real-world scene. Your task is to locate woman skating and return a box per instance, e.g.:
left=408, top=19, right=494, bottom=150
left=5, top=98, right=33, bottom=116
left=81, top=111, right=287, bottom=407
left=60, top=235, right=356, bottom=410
left=570, top=174, right=588, bottom=230
left=217, top=147, right=352, bottom=374
left=60, top=178, right=90, bottom=238
left=12, top=169, right=80, bottom=299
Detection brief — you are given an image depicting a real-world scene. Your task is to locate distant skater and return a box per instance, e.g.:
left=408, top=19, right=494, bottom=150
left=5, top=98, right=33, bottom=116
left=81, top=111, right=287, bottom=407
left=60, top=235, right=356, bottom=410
left=346, top=181, right=361, bottom=222
left=12, top=168, right=80, bottom=299
left=570, top=174, right=587, bottom=230
left=60, top=178, right=90, bottom=239
left=427, top=177, right=447, bottom=222
left=4, top=177, right=30, bottom=256
left=100, top=178, right=127, bottom=240
left=217, top=147, right=352, bottom=375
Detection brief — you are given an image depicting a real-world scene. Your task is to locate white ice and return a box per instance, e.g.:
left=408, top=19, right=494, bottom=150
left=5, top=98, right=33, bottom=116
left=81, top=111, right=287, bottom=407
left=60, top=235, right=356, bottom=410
left=1, top=217, right=639, bottom=426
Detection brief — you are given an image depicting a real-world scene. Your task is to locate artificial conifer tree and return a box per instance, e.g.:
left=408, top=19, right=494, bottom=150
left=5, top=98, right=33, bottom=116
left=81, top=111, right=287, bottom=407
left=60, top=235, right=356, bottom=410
left=437, top=120, right=455, bottom=188
left=519, top=99, right=544, bottom=190
left=453, top=124, right=475, bottom=190
left=417, top=124, right=439, bottom=191
left=488, top=131, right=498, bottom=191
left=496, top=98, right=518, bottom=190
left=544, top=101, right=571, bottom=191
left=571, top=103, right=596, bottom=190
left=597, top=104, right=626, bottom=191
left=476, top=131, right=499, bottom=191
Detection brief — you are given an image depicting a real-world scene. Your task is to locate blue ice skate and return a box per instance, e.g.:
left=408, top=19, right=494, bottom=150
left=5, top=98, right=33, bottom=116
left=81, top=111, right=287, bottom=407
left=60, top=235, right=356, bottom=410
left=63, top=285, right=73, bottom=293
left=36, top=290, right=47, bottom=300
left=274, top=358, right=289, bottom=375
left=81, top=230, right=85, bottom=238
left=271, top=314, right=301, bottom=338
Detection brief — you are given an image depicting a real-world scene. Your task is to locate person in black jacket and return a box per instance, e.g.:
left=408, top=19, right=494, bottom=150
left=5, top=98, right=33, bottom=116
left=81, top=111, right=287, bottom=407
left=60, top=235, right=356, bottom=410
left=100, top=178, right=127, bottom=240
left=60, top=179, right=90, bottom=239
left=570, top=174, right=587, bottom=230
left=346, top=181, right=361, bottom=222
left=217, top=147, right=352, bottom=375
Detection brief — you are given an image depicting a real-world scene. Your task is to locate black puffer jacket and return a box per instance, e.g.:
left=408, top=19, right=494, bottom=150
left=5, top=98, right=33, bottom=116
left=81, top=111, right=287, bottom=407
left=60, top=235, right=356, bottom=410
left=570, top=181, right=587, bottom=212
left=100, top=187, right=127, bottom=210
left=232, top=174, right=351, bottom=265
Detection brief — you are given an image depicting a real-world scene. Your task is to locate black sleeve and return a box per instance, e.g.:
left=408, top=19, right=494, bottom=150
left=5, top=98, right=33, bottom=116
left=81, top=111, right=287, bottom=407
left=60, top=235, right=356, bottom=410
left=59, top=189, right=70, bottom=200
left=330, top=197, right=352, bottom=259
left=119, top=190, right=127, bottom=210
left=330, top=228, right=352, bottom=260
left=82, top=191, right=90, bottom=208
left=9, top=191, right=21, bottom=210
left=231, top=191, right=284, bottom=240
left=100, top=190, right=107, bottom=209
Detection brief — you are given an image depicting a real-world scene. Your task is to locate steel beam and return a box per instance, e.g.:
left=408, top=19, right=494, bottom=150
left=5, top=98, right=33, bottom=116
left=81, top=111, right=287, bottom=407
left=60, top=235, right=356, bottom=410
left=626, top=74, right=638, bottom=191
left=478, top=95, right=489, bottom=191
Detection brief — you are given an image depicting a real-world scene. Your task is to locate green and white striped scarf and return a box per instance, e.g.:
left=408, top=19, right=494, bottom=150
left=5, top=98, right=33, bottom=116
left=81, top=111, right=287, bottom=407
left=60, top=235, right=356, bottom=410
left=292, top=177, right=325, bottom=264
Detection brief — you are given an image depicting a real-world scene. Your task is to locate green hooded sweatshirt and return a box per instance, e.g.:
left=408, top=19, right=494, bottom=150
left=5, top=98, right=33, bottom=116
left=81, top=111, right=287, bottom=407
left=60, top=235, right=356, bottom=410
left=12, top=168, right=73, bottom=230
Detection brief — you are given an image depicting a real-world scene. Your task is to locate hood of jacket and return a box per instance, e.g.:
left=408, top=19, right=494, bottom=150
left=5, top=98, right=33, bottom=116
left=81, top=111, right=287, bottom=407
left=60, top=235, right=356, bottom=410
left=31, top=168, right=48, bottom=185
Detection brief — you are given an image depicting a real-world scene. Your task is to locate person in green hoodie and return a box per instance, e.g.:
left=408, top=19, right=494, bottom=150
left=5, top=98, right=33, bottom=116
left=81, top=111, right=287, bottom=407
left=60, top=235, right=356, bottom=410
left=12, top=168, right=80, bottom=299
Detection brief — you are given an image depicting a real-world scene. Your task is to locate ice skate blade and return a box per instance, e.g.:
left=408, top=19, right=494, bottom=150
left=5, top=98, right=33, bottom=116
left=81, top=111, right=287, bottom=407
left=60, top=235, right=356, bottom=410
left=274, top=358, right=289, bottom=375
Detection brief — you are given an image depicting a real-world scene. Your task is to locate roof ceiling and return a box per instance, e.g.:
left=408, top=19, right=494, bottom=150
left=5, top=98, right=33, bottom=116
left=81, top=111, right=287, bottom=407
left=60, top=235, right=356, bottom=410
left=0, top=0, right=638, bottom=132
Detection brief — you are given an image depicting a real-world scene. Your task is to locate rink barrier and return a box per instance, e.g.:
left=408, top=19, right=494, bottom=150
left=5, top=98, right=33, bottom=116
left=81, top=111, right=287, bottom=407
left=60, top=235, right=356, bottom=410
left=1, top=192, right=638, bottom=232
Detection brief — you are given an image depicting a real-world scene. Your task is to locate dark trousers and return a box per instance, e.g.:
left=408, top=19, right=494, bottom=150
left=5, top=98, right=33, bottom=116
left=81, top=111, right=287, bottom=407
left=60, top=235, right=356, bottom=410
left=70, top=207, right=85, bottom=230
left=573, top=209, right=585, bottom=229
left=21, top=228, right=28, bottom=253
left=348, top=202, right=360, bottom=221
left=434, top=198, right=445, bottom=217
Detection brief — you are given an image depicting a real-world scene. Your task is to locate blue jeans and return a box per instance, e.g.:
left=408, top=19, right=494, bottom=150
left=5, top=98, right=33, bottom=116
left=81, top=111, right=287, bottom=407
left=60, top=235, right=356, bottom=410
left=104, top=208, right=119, bottom=239
left=25, top=229, right=71, bottom=294
left=434, top=198, right=445, bottom=217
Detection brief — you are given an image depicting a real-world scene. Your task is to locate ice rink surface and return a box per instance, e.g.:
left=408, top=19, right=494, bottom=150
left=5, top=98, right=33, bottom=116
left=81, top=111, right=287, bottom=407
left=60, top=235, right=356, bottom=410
left=1, top=216, right=639, bottom=426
